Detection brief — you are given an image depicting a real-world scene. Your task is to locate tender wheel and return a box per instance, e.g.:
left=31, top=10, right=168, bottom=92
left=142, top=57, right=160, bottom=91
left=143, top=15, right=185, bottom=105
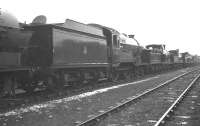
left=21, top=81, right=37, bottom=94
left=124, top=71, right=134, bottom=81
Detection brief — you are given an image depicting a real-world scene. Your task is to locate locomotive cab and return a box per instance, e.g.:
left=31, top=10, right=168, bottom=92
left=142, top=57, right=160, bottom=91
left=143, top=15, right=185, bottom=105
left=0, top=9, right=22, bottom=67
left=0, top=10, right=33, bottom=67
left=169, top=49, right=180, bottom=63
left=146, top=44, right=165, bottom=54
left=145, top=44, right=167, bottom=64
left=181, top=52, right=193, bottom=64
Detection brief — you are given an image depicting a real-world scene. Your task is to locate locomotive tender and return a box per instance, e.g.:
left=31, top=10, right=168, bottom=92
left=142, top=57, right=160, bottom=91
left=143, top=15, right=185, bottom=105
left=0, top=9, right=198, bottom=96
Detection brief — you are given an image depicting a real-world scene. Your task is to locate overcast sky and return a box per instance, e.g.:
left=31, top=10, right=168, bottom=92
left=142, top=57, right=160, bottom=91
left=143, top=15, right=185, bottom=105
left=2, top=0, right=200, bottom=55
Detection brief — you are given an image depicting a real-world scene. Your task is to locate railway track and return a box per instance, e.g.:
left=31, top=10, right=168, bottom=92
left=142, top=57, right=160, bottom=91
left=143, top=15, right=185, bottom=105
left=155, top=72, right=200, bottom=126
left=77, top=68, right=200, bottom=126
left=154, top=72, right=200, bottom=126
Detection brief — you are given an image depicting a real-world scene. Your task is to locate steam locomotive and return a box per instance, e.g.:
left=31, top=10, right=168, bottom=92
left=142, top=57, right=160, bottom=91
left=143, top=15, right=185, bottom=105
left=0, top=9, right=199, bottom=96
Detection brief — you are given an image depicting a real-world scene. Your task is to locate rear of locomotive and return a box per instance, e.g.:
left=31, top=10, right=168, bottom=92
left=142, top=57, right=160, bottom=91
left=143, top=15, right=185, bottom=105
left=192, top=55, right=200, bottom=65
left=0, top=9, right=33, bottom=96
left=181, top=52, right=193, bottom=67
left=168, top=49, right=184, bottom=68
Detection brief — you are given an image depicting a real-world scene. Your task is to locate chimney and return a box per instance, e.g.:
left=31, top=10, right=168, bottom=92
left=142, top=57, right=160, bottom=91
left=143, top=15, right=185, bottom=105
left=128, top=34, right=135, bottom=38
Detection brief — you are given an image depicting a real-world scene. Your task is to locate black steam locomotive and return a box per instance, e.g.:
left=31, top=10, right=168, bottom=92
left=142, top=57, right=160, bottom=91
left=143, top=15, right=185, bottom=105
left=0, top=9, right=198, bottom=96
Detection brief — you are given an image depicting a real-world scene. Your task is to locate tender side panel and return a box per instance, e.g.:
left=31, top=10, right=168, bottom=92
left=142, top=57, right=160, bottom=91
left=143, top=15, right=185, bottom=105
left=22, top=26, right=52, bottom=67
left=0, top=52, right=21, bottom=67
left=52, top=28, right=108, bottom=67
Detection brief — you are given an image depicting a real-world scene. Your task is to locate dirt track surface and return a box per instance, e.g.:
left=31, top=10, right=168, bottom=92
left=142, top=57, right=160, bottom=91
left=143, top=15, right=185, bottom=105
left=0, top=68, right=195, bottom=126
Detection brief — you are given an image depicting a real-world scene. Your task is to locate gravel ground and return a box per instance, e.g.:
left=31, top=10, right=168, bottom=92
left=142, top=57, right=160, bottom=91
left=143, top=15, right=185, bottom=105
left=96, top=69, right=200, bottom=126
left=0, top=67, right=197, bottom=126
left=0, top=69, right=177, bottom=113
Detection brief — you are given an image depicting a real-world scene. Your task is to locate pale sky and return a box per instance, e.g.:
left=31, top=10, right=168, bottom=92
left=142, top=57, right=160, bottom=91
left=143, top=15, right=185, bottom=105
left=2, top=0, right=200, bottom=55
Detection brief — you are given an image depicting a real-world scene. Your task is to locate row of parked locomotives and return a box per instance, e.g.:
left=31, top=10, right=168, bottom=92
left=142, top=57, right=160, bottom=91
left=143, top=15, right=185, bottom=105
left=0, top=9, right=199, bottom=96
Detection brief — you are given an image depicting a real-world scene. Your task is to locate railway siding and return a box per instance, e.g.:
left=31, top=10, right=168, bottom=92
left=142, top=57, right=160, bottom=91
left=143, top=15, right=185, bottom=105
left=95, top=69, right=200, bottom=126
left=161, top=74, right=200, bottom=126
left=0, top=67, right=197, bottom=126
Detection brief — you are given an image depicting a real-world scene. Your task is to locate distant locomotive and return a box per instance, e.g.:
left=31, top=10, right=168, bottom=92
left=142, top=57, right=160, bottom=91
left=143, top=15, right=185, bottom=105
left=0, top=9, right=199, bottom=96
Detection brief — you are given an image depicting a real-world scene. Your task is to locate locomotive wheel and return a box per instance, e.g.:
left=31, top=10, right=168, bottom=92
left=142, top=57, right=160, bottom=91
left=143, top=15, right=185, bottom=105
left=89, top=71, right=99, bottom=84
left=45, top=76, right=56, bottom=91
left=76, top=72, right=85, bottom=86
left=135, top=67, right=140, bottom=79
left=56, top=71, right=65, bottom=89
left=139, top=67, right=145, bottom=77
left=21, top=81, right=37, bottom=94
left=0, top=80, right=4, bottom=96
left=125, top=71, right=134, bottom=81
left=112, top=72, right=120, bottom=82
left=3, top=77, right=15, bottom=97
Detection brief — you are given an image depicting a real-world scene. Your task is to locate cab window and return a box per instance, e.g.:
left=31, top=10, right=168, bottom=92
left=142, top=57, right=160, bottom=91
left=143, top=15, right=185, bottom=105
left=113, top=35, right=119, bottom=48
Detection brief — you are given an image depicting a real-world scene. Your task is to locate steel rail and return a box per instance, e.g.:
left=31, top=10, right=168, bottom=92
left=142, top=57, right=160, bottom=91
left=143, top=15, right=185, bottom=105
left=77, top=69, right=199, bottom=126
left=154, top=72, right=200, bottom=126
